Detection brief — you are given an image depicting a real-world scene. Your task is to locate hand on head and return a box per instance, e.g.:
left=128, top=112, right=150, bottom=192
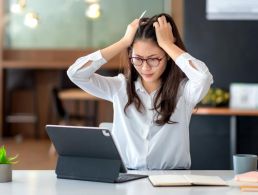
left=153, top=16, right=176, bottom=49
left=122, top=15, right=176, bottom=50
left=122, top=19, right=140, bottom=47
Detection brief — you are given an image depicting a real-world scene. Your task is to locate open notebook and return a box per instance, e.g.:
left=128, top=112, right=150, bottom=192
left=149, top=174, right=228, bottom=187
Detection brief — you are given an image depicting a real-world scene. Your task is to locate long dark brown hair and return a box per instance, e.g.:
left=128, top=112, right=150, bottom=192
left=124, top=13, right=187, bottom=125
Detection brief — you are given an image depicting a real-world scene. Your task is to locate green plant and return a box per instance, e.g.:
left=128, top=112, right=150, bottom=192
left=200, top=88, right=230, bottom=107
left=0, top=146, right=18, bottom=164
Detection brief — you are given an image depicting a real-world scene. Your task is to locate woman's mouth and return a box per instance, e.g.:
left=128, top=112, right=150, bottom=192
left=141, top=73, right=153, bottom=78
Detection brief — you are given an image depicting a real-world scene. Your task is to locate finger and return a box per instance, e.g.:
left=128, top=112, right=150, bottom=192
left=162, top=15, right=167, bottom=23
left=157, top=17, right=164, bottom=26
left=131, top=19, right=140, bottom=28
left=153, top=21, right=160, bottom=29
left=132, top=19, right=139, bottom=25
left=158, top=16, right=166, bottom=25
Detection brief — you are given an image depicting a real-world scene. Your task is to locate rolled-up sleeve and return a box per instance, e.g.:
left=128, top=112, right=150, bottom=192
left=67, top=50, right=124, bottom=102
left=175, top=53, right=213, bottom=105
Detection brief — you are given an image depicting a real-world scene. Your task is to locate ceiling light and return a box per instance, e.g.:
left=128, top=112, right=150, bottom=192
left=24, top=12, right=39, bottom=28
left=86, top=3, right=101, bottom=19
left=10, top=0, right=26, bottom=14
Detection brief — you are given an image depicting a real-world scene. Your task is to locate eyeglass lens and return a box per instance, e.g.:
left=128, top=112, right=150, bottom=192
left=131, top=57, right=160, bottom=67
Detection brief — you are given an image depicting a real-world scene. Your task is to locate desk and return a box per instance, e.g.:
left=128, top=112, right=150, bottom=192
left=58, top=88, right=99, bottom=101
left=0, top=170, right=244, bottom=195
left=194, top=107, right=258, bottom=168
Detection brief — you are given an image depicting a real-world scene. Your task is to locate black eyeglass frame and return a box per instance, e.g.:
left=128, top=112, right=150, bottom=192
left=129, top=56, right=165, bottom=67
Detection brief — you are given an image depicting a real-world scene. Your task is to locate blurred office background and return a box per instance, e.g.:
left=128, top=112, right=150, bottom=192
left=0, top=0, right=258, bottom=170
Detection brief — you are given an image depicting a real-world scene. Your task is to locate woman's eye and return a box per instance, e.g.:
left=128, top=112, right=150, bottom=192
left=134, top=58, right=142, bottom=62
left=148, top=58, right=158, bottom=63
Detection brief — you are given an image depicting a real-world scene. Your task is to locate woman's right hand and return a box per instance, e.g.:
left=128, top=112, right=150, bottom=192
left=100, top=19, right=139, bottom=62
left=122, top=19, right=140, bottom=47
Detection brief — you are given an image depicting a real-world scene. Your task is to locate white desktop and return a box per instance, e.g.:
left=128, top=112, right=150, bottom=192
left=0, top=170, right=245, bottom=195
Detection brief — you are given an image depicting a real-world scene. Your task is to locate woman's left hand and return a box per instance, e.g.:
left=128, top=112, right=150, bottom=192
left=153, top=16, right=176, bottom=50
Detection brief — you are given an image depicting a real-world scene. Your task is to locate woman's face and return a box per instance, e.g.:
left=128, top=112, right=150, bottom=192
left=131, top=39, right=167, bottom=88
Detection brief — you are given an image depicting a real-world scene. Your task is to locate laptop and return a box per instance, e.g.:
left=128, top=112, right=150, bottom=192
left=46, top=125, right=148, bottom=183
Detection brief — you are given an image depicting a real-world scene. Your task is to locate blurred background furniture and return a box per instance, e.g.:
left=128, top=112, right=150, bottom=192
left=0, top=49, right=119, bottom=138
left=52, top=87, right=99, bottom=126
left=52, top=70, right=101, bottom=126
left=4, top=69, right=39, bottom=138
left=194, top=107, right=258, bottom=168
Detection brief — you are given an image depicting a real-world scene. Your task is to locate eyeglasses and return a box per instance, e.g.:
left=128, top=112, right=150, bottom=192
left=130, top=56, right=164, bottom=67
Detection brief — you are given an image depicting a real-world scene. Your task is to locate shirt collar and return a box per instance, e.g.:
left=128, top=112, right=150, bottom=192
left=135, top=77, right=160, bottom=96
left=135, top=77, right=146, bottom=93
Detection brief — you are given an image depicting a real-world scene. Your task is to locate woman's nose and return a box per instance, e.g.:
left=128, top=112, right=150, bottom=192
left=141, top=61, right=151, bottom=70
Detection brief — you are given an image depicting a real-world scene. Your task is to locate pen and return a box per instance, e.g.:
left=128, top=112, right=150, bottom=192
left=139, top=10, right=147, bottom=19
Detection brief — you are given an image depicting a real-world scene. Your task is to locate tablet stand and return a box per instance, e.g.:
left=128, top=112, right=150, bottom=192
left=56, top=155, right=123, bottom=183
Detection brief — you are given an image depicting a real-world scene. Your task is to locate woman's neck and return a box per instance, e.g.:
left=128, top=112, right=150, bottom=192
left=141, top=79, right=161, bottom=94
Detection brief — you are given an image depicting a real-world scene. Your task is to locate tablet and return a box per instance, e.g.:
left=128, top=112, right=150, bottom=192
left=46, top=124, right=147, bottom=183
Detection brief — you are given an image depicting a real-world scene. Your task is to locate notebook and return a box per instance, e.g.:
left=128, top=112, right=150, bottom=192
left=149, top=174, right=228, bottom=187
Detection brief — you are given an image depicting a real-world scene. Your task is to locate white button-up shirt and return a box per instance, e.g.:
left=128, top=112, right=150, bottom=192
left=67, top=50, right=213, bottom=170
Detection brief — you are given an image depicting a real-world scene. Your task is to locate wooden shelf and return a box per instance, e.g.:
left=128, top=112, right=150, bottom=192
left=1, top=49, right=125, bottom=70
left=2, top=59, right=122, bottom=70
left=2, top=60, right=71, bottom=69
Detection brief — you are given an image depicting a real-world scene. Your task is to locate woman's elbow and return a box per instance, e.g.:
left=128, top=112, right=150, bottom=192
left=200, top=71, right=213, bottom=86
left=66, top=68, right=76, bottom=82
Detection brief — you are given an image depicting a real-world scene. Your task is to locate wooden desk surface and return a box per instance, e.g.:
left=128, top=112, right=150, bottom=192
left=58, top=89, right=99, bottom=101
left=194, top=107, right=258, bottom=116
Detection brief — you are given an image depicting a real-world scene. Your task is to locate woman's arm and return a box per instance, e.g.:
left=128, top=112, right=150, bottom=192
left=154, top=16, right=213, bottom=105
left=67, top=19, right=140, bottom=101
left=67, top=51, right=121, bottom=102
left=153, top=16, right=184, bottom=61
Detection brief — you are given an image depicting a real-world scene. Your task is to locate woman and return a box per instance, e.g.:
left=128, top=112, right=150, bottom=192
left=67, top=13, right=213, bottom=170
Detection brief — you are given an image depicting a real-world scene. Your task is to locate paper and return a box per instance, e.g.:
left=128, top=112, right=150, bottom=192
left=149, top=175, right=191, bottom=186
left=235, top=171, right=258, bottom=183
left=185, top=175, right=227, bottom=186
left=149, top=174, right=228, bottom=187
